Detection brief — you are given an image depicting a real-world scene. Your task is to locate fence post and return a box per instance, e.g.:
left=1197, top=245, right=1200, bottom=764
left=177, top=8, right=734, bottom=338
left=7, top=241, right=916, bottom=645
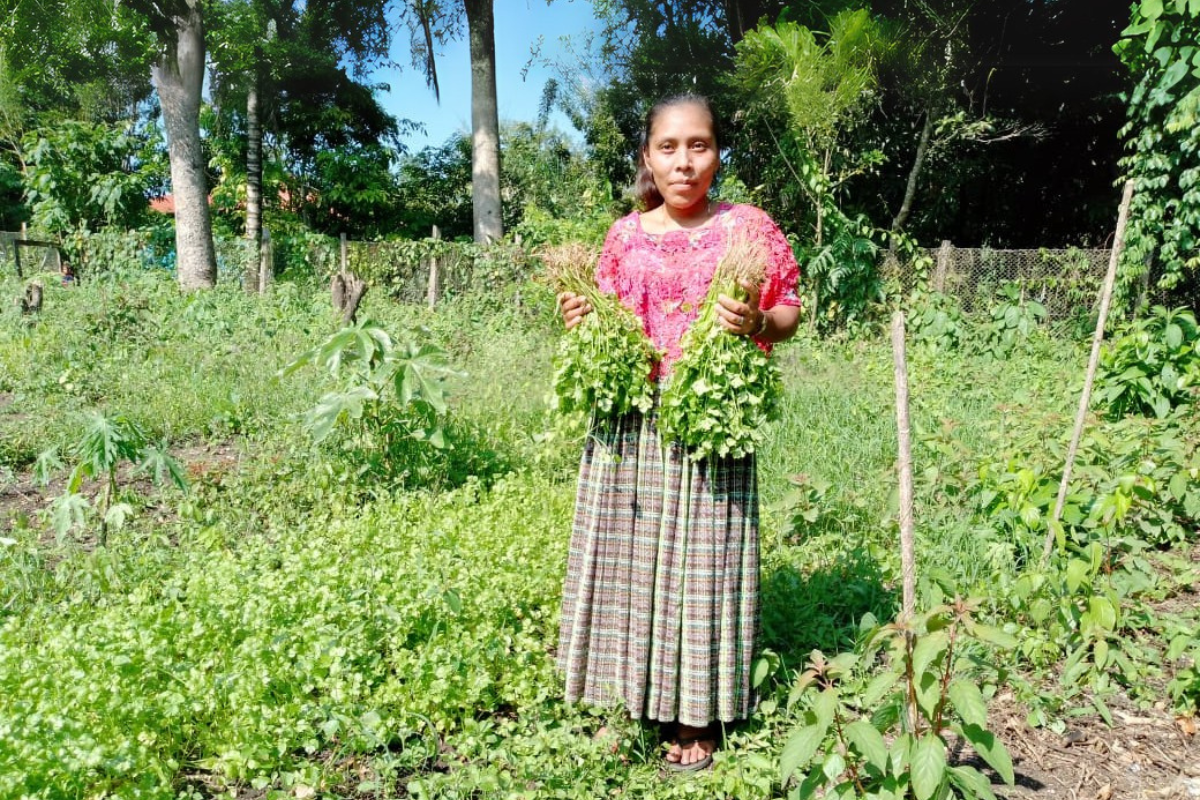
left=340, top=232, right=348, bottom=275
left=426, top=225, right=441, bottom=309
left=257, top=228, right=273, bottom=293
left=934, top=240, right=951, bottom=292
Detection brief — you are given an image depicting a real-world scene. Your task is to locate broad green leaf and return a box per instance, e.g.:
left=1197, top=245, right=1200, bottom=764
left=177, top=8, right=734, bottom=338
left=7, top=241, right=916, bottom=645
left=912, top=630, right=949, bottom=678
left=1094, top=638, right=1110, bottom=668
left=948, top=765, right=998, bottom=800
left=891, top=732, right=914, bottom=774
left=822, top=751, right=846, bottom=781
left=1066, top=558, right=1091, bottom=592
left=1141, top=0, right=1163, bottom=19
left=812, top=687, right=839, bottom=730
left=948, top=679, right=988, bottom=728
left=781, top=723, right=825, bottom=782
left=862, top=670, right=899, bottom=706
left=1169, top=470, right=1190, bottom=501
left=1088, top=596, right=1118, bottom=631
left=843, top=720, right=888, bottom=771
left=960, top=724, right=1015, bottom=785
left=1166, top=322, right=1184, bottom=349
left=910, top=734, right=947, bottom=800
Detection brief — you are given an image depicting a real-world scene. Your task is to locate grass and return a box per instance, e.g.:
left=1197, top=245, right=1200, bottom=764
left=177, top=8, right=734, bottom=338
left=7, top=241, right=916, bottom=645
left=0, top=267, right=1196, bottom=798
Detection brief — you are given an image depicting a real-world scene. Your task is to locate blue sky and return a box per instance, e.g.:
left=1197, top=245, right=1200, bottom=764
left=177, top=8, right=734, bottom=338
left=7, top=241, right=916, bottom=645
left=376, top=0, right=603, bottom=152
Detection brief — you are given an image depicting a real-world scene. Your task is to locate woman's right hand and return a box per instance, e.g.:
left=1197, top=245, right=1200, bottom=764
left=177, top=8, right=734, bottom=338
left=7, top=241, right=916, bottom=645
left=557, top=292, right=592, bottom=330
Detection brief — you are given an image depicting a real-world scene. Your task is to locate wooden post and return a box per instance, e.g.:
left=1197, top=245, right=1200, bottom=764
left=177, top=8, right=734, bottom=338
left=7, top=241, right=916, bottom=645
left=257, top=228, right=272, bottom=293
left=892, top=311, right=919, bottom=733
left=1041, top=181, right=1135, bottom=564
left=427, top=225, right=441, bottom=309
left=12, top=240, right=21, bottom=278
left=934, top=240, right=951, bottom=293
left=892, top=311, right=917, bottom=621
left=331, top=232, right=365, bottom=325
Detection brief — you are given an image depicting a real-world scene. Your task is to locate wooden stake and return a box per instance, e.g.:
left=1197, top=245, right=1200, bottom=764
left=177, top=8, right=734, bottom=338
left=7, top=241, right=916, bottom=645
left=892, top=311, right=917, bottom=620
left=427, top=224, right=441, bottom=309
left=1041, top=180, right=1135, bottom=564
left=892, top=310, right=918, bottom=733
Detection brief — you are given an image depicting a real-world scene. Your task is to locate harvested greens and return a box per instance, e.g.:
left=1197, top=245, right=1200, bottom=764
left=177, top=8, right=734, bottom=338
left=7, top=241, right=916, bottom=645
left=544, top=243, right=659, bottom=417
left=657, top=231, right=783, bottom=460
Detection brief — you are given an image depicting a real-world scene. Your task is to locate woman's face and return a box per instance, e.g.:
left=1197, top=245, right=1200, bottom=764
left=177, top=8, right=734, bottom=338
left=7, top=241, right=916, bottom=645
left=642, top=102, right=719, bottom=215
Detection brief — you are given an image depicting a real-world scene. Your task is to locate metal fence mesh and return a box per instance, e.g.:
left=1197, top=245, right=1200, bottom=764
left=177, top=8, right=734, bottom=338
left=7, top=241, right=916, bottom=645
left=1, top=232, right=61, bottom=278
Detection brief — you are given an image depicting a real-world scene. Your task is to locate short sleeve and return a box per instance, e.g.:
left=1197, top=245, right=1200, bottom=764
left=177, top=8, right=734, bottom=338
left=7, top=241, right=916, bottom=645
left=753, top=209, right=801, bottom=311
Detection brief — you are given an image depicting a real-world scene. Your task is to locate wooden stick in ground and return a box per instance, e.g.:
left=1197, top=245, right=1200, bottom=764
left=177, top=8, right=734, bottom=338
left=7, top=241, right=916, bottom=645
left=1041, top=180, right=1135, bottom=565
left=892, top=310, right=917, bottom=621
left=891, top=310, right=918, bottom=733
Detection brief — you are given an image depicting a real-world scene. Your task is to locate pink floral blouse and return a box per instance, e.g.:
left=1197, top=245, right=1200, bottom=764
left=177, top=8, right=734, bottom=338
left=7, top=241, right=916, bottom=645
left=596, top=202, right=802, bottom=377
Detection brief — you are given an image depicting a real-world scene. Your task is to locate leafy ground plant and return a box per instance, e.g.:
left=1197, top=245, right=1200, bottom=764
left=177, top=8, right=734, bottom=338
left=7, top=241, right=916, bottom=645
left=280, top=319, right=460, bottom=464
left=37, top=411, right=186, bottom=545
left=658, top=231, right=783, bottom=459
left=542, top=242, right=658, bottom=418
left=781, top=600, right=1016, bottom=800
left=1094, top=305, right=1200, bottom=419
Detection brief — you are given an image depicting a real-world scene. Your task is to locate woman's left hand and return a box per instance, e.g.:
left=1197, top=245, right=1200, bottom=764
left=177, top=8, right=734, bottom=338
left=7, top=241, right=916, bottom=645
left=717, top=280, right=765, bottom=337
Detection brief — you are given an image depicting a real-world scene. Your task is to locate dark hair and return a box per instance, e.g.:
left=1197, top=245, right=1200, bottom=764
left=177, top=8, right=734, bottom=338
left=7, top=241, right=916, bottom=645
left=635, top=93, right=722, bottom=211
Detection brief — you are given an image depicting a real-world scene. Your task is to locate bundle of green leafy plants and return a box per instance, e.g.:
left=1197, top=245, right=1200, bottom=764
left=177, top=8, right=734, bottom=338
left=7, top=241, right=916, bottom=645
left=658, top=232, right=783, bottom=460
left=544, top=243, right=658, bottom=417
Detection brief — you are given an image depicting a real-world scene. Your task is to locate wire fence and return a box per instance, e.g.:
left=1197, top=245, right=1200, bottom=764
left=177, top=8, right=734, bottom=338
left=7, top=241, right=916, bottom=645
left=0, top=231, right=62, bottom=278
left=884, top=242, right=1186, bottom=333
left=4, top=230, right=1188, bottom=326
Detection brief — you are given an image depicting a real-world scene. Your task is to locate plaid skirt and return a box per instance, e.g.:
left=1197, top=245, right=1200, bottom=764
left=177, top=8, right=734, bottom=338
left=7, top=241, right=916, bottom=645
left=557, top=409, right=760, bottom=728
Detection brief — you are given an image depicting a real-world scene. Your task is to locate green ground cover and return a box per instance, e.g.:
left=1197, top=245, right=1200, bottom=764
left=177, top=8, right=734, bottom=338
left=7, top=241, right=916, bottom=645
left=0, top=269, right=1196, bottom=799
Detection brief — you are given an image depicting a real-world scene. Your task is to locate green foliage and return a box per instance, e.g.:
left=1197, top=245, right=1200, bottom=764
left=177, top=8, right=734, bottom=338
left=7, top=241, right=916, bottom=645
left=1114, top=0, right=1200, bottom=308
left=1095, top=306, right=1200, bottom=418
left=545, top=245, right=658, bottom=419
left=38, top=411, right=186, bottom=545
left=658, top=277, right=783, bottom=461
left=280, top=319, right=462, bottom=481
left=802, top=212, right=883, bottom=331
left=781, top=601, right=1015, bottom=800
left=972, top=283, right=1048, bottom=361
left=906, top=291, right=969, bottom=353
left=22, top=120, right=160, bottom=235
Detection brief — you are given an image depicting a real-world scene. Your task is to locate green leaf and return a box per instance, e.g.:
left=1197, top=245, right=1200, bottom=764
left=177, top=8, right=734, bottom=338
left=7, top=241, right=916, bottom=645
left=862, top=670, right=899, bottom=706
left=960, top=724, right=1015, bottom=785
left=948, top=679, right=988, bottom=728
left=948, top=765, right=998, bottom=800
left=1141, top=0, right=1163, bottom=19
left=104, top=502, right=133, bottom=530
left=910, top=734, right=947, bottom=800
left=812, top=687, right=839, bottom=730
left=781, top=723, right=826, bottom=783
left=843, top=720, right=887, bottom=771
left=912, top=630, right=949, bottom=678
left=1166, top=323, right=1184, bottom=349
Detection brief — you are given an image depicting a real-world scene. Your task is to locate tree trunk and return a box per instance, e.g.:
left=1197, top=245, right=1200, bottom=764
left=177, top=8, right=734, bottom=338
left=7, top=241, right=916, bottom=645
left=464, top=0, right=502, bottom=244
left=890, top=110, right=934, bottom=237
left=151, top=0, right=217, bottom=290
left=244, top=61, right=263, bottom=293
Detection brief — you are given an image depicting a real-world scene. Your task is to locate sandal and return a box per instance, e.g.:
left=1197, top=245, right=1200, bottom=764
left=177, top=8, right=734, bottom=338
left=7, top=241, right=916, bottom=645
left=664, top=731, right=716, bottom=772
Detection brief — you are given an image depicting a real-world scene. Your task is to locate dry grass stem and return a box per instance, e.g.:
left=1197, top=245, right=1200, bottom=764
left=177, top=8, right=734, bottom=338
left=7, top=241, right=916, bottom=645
left=540, top=243, right=600, bottom=296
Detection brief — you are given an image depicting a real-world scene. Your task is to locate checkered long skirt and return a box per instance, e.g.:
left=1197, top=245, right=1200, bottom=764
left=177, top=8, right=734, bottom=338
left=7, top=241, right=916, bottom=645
left=557, top=409, right=760, bottom=728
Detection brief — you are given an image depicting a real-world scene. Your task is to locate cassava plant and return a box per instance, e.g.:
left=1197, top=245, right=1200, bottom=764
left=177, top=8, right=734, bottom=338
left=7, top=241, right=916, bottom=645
left=543, top=243, right=659, bottom=418
left=658, top=231, right=783, bottom=460
left=781, top=599, right=1016, bottom=800
left=279, top=320, right=461, bottom=472
left=38, top=412, right=187, bottom=546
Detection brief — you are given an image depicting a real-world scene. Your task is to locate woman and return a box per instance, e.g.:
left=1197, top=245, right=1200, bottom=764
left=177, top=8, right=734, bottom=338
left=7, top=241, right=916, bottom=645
left=557, top=93, right=801, bottom=771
